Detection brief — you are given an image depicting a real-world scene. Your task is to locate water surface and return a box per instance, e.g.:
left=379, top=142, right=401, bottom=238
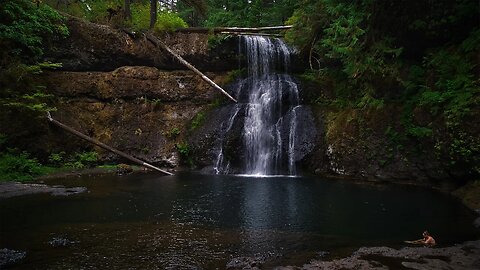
left=1, top=172, right=478, bottom=269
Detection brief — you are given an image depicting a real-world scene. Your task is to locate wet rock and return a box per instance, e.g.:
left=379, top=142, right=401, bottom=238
left=301, top=105, right=477, bottom=183
left=226, top=256, right=263, bottom=269
left=287, top=240, right=480, bottom=270
left=0, top=248, right=26, bottom=268
left=48, top=237, right=77, bottom=247
left=41, top=67, right=226, bottom=102
left=117, top=164, right=133, bottom=175
left=50, top=186, right=87, bottom=196
left=43, top=14, right=239, bottom=72
left=316, top=251, right=329, bottom=258
left=280, top=106, right=317, bottom=161
left=189, top=104, right=245, bottom=169
left=0, top=183, right=87, bottom=199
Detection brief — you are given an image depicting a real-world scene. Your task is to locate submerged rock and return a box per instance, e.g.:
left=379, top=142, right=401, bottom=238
left=0, top=248, right=26, bottom=268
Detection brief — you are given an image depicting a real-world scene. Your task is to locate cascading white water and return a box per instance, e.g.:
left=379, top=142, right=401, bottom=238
left=214, top=35, right=299, bottom=175
left=242, top=36, right=299, bottom=175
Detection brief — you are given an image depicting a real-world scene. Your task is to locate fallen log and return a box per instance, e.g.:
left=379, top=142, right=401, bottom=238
left=218, top=32, right=282, bottom=37
left=176, top=25, right=293, bottom=33
left=46, top=112, right=173, bottom=176
left=145, top=33, right=237, bottom=103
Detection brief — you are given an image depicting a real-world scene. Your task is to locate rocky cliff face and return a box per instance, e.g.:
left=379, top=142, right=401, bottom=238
left=17, top=15, right=237, bottom=168
left=43, top=14, right=239, bottom=72
left=15, top=15, right=476, bottom=182
left=40, top=67, right=229, bottom=167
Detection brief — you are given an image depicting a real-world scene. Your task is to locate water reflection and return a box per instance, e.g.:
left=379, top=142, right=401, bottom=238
left=0, top=172, right=478, bottom=269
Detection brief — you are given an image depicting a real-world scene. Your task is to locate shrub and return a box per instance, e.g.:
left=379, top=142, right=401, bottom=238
left=154, top=12, right=188, bottom=33
left=130, top=2, right=150, bottom=31
left=64, top=151, right=98, bottom=169
left=0, top=150, right=42, bottom=182
left=48, top=151, right=66, bottom=167
left=190, top=112, right=206, bottom=130
left=166, top=127, right=180, bottom=138
left=0, top=0, right=68, bottom=61
left=176, top=142, right=193, bottom=166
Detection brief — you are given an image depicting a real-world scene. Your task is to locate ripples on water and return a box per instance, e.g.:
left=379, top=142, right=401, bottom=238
left=0, top=172, right=478, bottom=269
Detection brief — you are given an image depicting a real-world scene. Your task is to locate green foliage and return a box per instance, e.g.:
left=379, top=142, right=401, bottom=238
left=176, top=142, right=190, bottom=156
left=76, top=151, right=98, bottom=165
left=44, top=0, right=125, bottom=25
left=286, top=1, right=403, bottom=111
left=175, top=142, right=193, bottom=166
left=154, top=12, right=188, bottom=32
left=208, top=98, right=223, bottom=109
left=0, top=61, right=60, bottom=114
left=207, top=34, right=231, bottom=49
left=203, top=0, right=296, bottom=27
left=48, top=151, right=66, bottom=167
left=288, top=0, right=479, bottom=177
left=129, top=2, right=150, bottom=31
left=52, top=151, right=99, bottom=169
left=190, top=111, right=206, bottom=130
left=0, top=1, right=66, bottom=117
left=406, top=126, right=433, bottom=138
left=224, top=68, right=246, bottom=83
left=166, top=127, right=181, bottom=138
left=0, top=0, right=68, bottom=61
left=127, top=3, right=188, bottom=32
left=0, top=150, right=42, bottom=182
left=356, top=94, right=384, bottom=110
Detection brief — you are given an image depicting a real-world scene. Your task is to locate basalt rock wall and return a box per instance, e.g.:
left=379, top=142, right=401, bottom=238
left=2, top=15, right=238, bottom=169
left=38, top=67, right=229, bottom=168
left=8, top=15, right=477, bottom=182
left=43, top=14, right=239, bottom=72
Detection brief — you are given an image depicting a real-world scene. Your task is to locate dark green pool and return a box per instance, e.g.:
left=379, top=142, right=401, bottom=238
left=1, top=172, right=478, bottom=269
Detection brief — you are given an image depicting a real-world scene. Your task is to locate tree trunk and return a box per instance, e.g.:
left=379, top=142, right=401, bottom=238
left=46, top=112, right=173, bottom=176
left=145, top=33, right=237, bottom=103
left=150, top=0, right=157, bottom=29
left=124, top=0, right=131, bottom=21
left=175, top=25, right=293, bottom=33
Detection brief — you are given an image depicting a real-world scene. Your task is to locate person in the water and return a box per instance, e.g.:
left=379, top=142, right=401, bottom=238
left=405, top=230, right=436, bottom=246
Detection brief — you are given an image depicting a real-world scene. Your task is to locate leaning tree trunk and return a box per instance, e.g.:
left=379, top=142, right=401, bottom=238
left=150, top=0, right=157, bottom=29
left=145, top=33, right=237, bottom=103
left=47, top=112, right=173, bottom=176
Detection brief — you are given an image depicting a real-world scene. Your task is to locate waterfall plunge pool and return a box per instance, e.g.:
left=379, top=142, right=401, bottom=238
left=1, top=172, right=478, bottom=268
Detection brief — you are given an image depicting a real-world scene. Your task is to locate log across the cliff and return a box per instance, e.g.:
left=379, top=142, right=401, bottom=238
left=46, top=112, right=173, bottom=176
left=176, top=25, right=293, bottom=34
left=217, top=32, right=282, bottom=37
left=145, top=33, right=237, bottom=103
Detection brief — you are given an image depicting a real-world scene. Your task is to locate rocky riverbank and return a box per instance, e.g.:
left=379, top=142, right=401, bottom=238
left=226, top=240, right=480, bottom=270
left=0, top=182, right=86, bottom=199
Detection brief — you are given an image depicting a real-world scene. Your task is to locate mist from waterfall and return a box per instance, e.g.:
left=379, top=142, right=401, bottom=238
left=214, top=35, right=299, bottom=176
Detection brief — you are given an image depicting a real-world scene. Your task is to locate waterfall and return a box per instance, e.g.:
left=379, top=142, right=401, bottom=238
left=214, top=35, right=300, bottom=176
left=213, top=104, right=241, bottom=174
